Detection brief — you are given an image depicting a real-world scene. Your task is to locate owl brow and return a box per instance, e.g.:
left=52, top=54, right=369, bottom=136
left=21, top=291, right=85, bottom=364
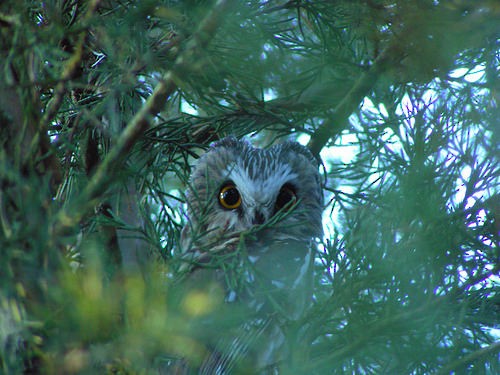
left=221, top=159, right=239, bottom=179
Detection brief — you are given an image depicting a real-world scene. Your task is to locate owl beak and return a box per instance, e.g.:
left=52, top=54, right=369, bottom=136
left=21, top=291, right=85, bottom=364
left=252, top=210, right=266, bottom=225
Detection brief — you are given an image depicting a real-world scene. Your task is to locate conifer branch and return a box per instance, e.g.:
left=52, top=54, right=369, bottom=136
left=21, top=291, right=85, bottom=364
left=52, top=0, right=231, bottom=236
left=435, top=341, right=500, bottom=375
left=22, top=0, right=102, bottom=189
left=306, top=2, right=500, bottom=157
left=303, top=298, right=440, bottom=371
left=38, top=0, right=102, bottom=130
left=2, top=1, right=497, bottom=373
left=307, top=42, right=403, bottom=156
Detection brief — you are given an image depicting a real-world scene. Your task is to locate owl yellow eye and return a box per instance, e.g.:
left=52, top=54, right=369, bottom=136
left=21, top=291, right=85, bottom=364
left=275, top=183, right=297, bottom=212
left=219, top=183, right=241, bottom=210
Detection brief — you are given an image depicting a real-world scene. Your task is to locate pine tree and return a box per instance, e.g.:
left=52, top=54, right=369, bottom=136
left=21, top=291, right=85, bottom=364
left=0, top=0, right=498, bottom=373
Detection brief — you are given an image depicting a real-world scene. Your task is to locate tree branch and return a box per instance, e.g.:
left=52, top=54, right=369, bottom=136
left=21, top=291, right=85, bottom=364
left=38, top=0, right=102, bottom=131
left=307, top=42, right=403, bottom=156
left=306, top=1, right=500, bottom=157
left=302, top=298, right=439, bottom=372
left=434, top=341, right=500, bottom=375
left=21, top=0, right=102, bottom=190
left=52, top=0, right=232, bottom=236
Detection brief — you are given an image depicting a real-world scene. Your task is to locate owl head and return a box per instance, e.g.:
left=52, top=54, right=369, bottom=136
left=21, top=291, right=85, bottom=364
left=182, top=136, right=323, bottom=252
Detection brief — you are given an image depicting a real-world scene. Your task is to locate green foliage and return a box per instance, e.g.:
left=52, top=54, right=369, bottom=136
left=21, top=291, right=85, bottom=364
left=0, top=0, right=498, bottom=373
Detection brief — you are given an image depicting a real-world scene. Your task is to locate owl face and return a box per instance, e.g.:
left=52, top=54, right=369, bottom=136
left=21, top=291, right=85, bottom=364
left=184, top=137, right=323, bottom=250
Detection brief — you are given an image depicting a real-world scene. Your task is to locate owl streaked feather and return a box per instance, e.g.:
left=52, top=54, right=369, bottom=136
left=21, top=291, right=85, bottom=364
left=178, top=136, right=323, bottom=373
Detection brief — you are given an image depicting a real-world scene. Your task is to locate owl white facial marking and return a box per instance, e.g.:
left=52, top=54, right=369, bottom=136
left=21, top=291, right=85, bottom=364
left=183, top=136, right=323, bottom=251
left=221, top=161, right=298, bottom=229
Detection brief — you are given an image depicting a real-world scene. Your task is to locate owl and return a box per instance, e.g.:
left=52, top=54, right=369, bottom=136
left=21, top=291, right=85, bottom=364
left=178, top=136, right=323, bottom=373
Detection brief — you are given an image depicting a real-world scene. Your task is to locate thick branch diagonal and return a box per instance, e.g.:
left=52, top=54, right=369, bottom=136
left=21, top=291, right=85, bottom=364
left=53, top=0, right=231, bottom=235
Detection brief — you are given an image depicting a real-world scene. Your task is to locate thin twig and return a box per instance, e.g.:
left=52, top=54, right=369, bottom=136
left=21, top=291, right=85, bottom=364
left=300, top=299, right=438, bottom=372
left=307, top=42, right=404, bottom=157
left=300, top=262, right=500, bottom=373
left=39, top=0, right=102, bottom=129
left=434, top=341, right=500, bottom=375
left=52, top=0, right=232, bottom=236
left=21, top=0, right=101, bottom=190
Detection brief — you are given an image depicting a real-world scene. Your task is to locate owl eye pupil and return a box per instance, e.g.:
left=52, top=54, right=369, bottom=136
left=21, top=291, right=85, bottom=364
left=219, top=183, right=242, bottom=210
left=223, top=188, right=239, bottom=205
left=275, top=184, right=297, bottom=212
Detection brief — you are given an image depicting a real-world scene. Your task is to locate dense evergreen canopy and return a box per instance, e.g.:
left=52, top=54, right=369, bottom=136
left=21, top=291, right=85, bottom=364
left=0, top=0, right=498, bottom=373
